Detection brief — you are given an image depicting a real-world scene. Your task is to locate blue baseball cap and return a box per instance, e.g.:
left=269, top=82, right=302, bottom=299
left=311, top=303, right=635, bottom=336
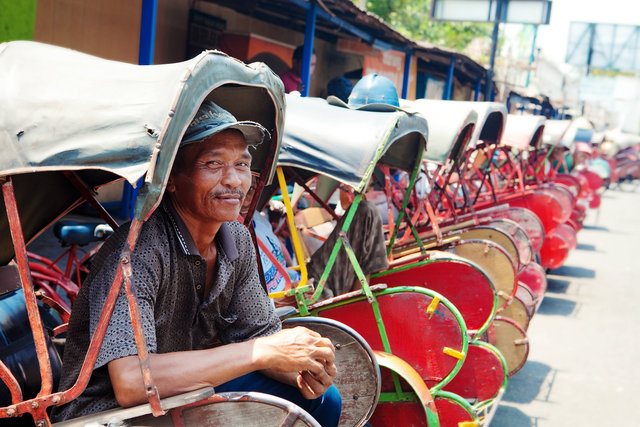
left=182, top=100, right=270, bottom=146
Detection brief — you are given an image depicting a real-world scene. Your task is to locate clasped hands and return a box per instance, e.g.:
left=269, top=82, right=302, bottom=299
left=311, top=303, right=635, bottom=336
left=254, top=326, right=337, bottom=399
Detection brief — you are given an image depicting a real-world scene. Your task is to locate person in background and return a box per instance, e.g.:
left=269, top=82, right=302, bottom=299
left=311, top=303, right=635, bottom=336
left=571, top=142, right=593, bottom=170
left=279, top=45, right=316, bottom=94
left=326, top=76, right=353, bottom=103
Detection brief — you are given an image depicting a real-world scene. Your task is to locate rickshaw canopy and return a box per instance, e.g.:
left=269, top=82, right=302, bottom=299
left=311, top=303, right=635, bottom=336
left=456, top=101, right=507, bottom=148
left=541, top=119, right=573, bottom=148
left=401, top=99, right=477, bottom=165
left=502, top=114, right=546, bottom=150
left=278, top=94, right=428, bottom=192
left=0, top=41, right=285, bottom=266
left=605, top=129, right=640, bottom=150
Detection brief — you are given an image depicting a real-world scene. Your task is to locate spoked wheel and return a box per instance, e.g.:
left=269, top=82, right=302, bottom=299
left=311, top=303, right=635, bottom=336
left=282, top=317, right=380, bottom=426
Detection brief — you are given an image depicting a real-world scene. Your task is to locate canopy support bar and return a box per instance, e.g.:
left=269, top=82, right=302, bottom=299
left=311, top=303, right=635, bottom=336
left=443, top=57, right=455, bottom=100
left=301, top=0, right=317, bottom=97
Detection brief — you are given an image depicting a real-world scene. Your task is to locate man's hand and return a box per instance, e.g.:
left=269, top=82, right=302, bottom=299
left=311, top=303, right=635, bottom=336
left=254, top=327, right=337, bottom=398
left=296, top=359, right=338, bottom=399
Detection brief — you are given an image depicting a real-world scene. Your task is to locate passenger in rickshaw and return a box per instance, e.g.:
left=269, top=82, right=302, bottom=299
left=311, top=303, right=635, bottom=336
left=248, top=181, right=388, bottom=302
left=299, top=73, right=410, bottom=299
left=572, top=141, right=593, bottom=170
left=549, top=143, right=572, bottom=173
left=307, top=191, right=388, bottom=299
left=52, top=101, right=341, bottom=426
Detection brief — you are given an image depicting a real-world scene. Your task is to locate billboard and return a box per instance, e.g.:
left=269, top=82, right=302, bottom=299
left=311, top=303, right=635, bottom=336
left=566, top=22, right=640, bottom=72
left=431, top=0, right=551, bottom=25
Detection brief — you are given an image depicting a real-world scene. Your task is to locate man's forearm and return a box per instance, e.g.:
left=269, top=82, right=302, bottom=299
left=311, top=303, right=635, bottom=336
left=108, top=326, right=337, bottom=407
left=108, top=340, right=261, bottom=407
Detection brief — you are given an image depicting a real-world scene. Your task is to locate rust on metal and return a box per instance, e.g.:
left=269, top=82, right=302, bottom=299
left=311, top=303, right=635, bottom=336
left=2, top=178, right=53, bottom=397
left=123, top=247, right=164, bottom=416
left=0, top=359, right=22, bottom=404
left=63, top=171, right=120, bottom=230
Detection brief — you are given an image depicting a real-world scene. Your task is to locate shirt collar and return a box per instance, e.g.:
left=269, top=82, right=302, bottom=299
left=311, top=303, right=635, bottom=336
left=162, top=198, right=239, bottom=262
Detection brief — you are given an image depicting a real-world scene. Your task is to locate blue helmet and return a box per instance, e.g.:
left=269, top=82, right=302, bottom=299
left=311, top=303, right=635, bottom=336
left=327, top=73, right=400, bottom=112
left=348, top=73, right=400, bottom=110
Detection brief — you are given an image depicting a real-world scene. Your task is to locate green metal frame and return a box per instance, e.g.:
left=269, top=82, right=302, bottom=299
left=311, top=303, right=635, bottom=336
left=308, top=286, right=469, bottom=393
left=431, top=389, right=478, bottom=423
left=386, top=143, right=425, bottom=254
left=372, top=258, right=498, bottom=337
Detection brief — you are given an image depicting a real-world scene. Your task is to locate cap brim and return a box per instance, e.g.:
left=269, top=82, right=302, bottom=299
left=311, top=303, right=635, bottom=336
left=327, top=95, right=408, bottom=113
left=181, top=121, right=270, bottom=147
left=354, top=103, right=401, bottom=112
left=326, top=95, right=350, bottom=108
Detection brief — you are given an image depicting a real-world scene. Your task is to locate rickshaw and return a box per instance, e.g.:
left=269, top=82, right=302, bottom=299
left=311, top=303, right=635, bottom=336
left=389, top=101, right=519, bottom=315
left=495, top=114, right=549, bottom=330
left=604, top=130, right=640, bottom=185
left=387, top=101, right=538, bottom=379
left=274, top=94, right=475, bottom=426
left=370, top=100, right=516, bottom=419
left=0, top=41, right=369, bottom=427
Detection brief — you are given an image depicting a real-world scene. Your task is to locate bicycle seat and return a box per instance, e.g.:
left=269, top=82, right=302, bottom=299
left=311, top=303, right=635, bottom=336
left=53, top=221, right=113, bottom=246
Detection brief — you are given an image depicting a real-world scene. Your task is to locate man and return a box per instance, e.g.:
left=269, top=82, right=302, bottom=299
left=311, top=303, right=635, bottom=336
left=307, top=192, right=389, bottom=300
left=248, top=182, right=388, bottom=302
left=279, top=45, right=316, bottom=94
left=52, top=101, right=341, bottom=426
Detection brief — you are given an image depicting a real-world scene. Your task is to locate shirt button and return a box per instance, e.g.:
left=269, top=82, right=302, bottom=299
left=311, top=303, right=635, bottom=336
left=195, top=260, right=201, bottom=266
left=196, top=285, right=202, bottom=290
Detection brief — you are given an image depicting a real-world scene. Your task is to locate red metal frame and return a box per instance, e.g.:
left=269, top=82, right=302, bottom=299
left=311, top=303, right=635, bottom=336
left=0, top=176, right=157, bottom=425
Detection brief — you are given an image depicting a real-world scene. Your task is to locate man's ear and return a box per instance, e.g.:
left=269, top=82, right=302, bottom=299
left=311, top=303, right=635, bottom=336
left=166, top=174, right=176, bottom=193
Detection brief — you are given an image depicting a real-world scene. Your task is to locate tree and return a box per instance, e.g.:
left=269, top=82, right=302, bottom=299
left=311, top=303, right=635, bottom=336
left=363, top=0, right=492, bottom=55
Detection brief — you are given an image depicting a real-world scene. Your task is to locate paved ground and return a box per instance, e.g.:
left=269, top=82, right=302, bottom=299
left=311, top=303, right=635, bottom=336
left=491, top=184, right=640, bottom=426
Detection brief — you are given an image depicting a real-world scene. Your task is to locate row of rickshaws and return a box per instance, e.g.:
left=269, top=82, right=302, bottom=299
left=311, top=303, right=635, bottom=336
left=0, top=42, right=635, bottom=426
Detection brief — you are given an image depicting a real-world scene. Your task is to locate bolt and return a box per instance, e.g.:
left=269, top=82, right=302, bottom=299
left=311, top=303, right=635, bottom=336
left=353, top=394, right=359, bottom=400
left=52, top=395, right=61, bottom=404
left=335, top=343, right=342, bottom=350
left=121, top=256, right=130, bottom=264
left=31, top=401, right=39, bottom=409
left=6, top=408, right=15, bottom=417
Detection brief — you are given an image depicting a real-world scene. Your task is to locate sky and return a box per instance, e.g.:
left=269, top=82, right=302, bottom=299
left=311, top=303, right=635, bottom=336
left=535, top=0, right=640, bottom=65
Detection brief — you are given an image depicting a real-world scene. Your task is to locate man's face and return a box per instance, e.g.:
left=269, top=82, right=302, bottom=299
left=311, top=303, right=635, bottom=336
left=168, top=129, right=252, bottom=224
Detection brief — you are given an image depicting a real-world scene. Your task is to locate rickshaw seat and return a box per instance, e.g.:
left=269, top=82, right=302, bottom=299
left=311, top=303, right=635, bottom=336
left=53, top=221, right=113, bottom=247
left=52, top=389, right=323, bottom=427
left=52, top=387, right=216, bottom=426
left=0, top=272, right=64, bottom=408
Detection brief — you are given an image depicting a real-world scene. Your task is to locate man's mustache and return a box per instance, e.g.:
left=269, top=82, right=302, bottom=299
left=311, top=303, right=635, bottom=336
left=211, top=189, right=246, bottom=199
